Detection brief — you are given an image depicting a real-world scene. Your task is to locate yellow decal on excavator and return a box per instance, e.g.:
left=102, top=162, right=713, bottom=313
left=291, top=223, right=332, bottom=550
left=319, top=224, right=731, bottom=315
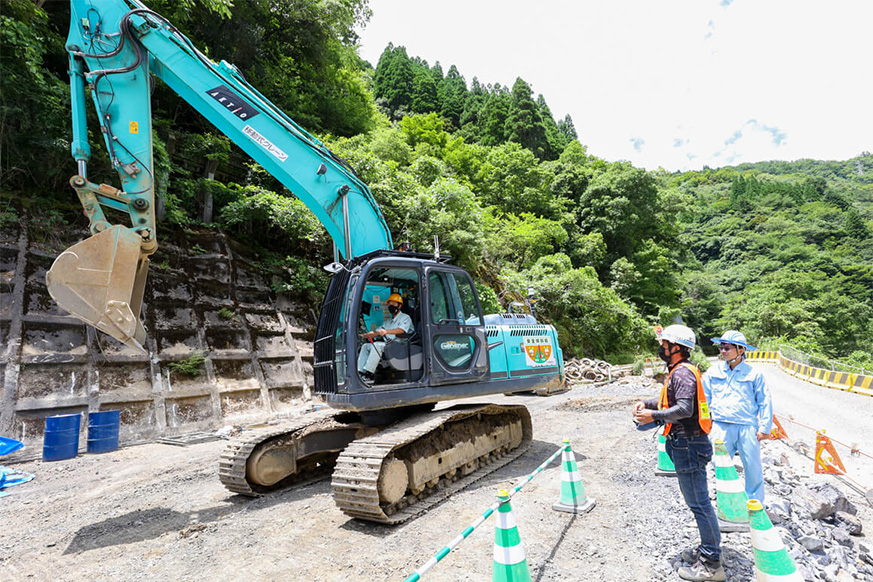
left=130, top=121, right=139, bottom=134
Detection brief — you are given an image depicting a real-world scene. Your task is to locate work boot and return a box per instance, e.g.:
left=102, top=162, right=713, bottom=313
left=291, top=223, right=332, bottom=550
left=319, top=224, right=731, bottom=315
left=680, top=547, right=700, bottom=564
left=677, top=559, right=726, bottom=582
left=360, top=371, right=375, bottom=383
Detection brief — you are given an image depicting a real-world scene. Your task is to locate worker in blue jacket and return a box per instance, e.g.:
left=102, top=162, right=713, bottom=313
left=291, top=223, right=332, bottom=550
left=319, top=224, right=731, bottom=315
left=702, top=330, right=773, bottom=503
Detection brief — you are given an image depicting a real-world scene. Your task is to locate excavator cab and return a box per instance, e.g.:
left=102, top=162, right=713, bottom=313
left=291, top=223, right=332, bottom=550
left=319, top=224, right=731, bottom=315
left=313, top=251, right=493, bottom=412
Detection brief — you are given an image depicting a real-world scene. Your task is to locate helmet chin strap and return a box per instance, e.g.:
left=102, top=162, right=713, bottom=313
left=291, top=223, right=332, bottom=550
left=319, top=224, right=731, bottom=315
left=668, top=345, right=685, bottom=365
left=725, top=347, right=744, bottom=366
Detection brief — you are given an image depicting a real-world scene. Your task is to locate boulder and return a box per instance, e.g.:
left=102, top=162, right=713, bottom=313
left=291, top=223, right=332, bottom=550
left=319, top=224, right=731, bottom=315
left=767, top=497, right=791, bottom=524
left=772, top=483, right=793, bottom=497
left=799, top=535, right=824, bottom=552
left=809, top=482, right=857, bottom=516
left=791, top=486, right=835, bottom=520
left=834, top=511, right=862, bottom=535
left=830, top=526, right=853, bottom=548
left=763, top=467, right=781, bottom=485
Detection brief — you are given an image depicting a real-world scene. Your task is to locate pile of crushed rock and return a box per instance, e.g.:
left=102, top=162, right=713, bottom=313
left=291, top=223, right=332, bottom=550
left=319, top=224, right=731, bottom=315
left=756, top=449, right=871, bottom=581
left=595, top=375, right=871, bottom=582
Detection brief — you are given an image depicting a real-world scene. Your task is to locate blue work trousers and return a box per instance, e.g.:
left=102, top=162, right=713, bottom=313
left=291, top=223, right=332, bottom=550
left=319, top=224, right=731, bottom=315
left=710, top=421, right=765, bottom=503
left=666, top=433, right=722, bottom=565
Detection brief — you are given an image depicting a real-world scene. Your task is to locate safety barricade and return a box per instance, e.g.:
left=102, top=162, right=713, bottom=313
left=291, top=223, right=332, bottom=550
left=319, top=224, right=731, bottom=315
left=744, top=350, right=873, bottom=397
left=402, top=439, right=593, bottom=581
left=773, top=414, right=872, bottom=503
left=745, top=350, right=779, bottom=363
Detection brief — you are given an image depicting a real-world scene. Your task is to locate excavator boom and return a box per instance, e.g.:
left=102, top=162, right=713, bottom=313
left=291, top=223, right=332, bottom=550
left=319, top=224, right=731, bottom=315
left=52, top=0, right=566, bottom=524
left=51, top=0, right=392, bottom=350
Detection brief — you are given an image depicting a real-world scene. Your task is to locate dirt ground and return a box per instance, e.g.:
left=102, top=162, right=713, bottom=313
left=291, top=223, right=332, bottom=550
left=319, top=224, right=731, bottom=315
left=1, top=377, right=871, bottom=582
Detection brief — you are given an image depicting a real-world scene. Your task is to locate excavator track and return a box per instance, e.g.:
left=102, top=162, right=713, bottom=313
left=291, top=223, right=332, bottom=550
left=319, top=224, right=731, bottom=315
left=331, top=404, right=532, bottom=524
left=219, top=410, right=364, bottom=496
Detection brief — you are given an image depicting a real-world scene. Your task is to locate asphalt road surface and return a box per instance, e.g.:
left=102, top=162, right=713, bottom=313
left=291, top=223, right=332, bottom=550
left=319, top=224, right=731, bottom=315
left=756, top=362, right=873, bottom=494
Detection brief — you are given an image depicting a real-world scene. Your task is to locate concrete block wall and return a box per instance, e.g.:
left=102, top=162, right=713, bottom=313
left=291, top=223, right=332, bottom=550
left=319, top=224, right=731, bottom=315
left=0, top=209, right=316, bottom=458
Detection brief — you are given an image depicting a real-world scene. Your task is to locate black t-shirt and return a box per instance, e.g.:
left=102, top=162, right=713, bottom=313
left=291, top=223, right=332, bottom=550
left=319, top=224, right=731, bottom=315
left=649, top=363, right=700, bottom=437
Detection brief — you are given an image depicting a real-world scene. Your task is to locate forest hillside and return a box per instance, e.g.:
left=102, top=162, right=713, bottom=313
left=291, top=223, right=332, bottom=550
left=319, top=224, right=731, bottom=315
left=1, top=0, right=871, bottom=368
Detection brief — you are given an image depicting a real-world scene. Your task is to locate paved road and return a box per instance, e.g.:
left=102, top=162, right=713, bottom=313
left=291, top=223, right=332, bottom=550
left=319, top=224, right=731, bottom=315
left=755, top=362, right=873, bottom=490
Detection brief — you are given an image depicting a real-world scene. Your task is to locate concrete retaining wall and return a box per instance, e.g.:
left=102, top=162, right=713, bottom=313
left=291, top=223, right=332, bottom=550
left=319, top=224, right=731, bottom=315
left=0, top=210, right=316, bottom=458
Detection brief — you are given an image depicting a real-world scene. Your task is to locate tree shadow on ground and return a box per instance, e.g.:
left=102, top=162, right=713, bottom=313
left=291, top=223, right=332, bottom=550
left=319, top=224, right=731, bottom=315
left=62, top=478, right=331, bottom=554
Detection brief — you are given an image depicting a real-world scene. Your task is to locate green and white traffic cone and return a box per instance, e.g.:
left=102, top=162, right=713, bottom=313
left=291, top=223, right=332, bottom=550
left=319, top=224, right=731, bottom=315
left=493, top=489, right=532, bottom=582
left=655, top=432, right=676, bottom=477
left=748, top=499, right=804, bottom=581
left=713, top=439, right=750, bottom=532
left=551, top=439, right=595, bottom=514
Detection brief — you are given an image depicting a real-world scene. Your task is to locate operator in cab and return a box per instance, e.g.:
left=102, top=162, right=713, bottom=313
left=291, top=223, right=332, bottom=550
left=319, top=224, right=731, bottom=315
left=358, top=293, right=414, bottom=383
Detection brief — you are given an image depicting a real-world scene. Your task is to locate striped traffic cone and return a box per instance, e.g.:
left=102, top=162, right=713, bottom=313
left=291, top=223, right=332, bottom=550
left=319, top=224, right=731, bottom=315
left=713, top=439, right=749, bottom=532
left=655, top=432, right=676, bottom=477
left=493, top=489, right=532, bottom=582
left=748, top=499, right=803, bottom=580
left=552, top=439, right=595, bottom=514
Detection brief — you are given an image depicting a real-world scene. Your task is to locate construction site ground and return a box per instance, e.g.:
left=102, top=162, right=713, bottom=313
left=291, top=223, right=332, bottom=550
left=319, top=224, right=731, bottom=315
left=2, top=364, right=872, bottom=581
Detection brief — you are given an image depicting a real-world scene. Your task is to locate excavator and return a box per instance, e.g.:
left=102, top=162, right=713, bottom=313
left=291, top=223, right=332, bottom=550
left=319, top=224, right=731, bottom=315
left=49, top=0, right=565, bottom=523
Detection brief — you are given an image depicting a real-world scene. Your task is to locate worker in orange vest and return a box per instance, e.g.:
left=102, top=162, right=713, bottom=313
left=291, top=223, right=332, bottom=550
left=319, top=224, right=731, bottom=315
left=634, top=324, right=724, bottom=582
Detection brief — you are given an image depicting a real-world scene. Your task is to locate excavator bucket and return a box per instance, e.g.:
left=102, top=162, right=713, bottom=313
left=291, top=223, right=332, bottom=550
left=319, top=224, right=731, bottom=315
left=46, top=225, right=149, bottom=352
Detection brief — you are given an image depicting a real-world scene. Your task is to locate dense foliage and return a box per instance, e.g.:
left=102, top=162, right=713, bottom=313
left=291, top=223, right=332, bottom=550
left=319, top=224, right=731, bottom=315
left=2, top=1, right=871, bottom=367
left=372, top=45, right=576, bottom=161
left=670, top=159, right=873, bottom=367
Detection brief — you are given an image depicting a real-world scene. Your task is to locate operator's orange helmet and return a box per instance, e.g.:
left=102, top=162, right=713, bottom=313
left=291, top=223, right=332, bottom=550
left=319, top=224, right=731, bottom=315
left=387, top=293, right=403, bottom=304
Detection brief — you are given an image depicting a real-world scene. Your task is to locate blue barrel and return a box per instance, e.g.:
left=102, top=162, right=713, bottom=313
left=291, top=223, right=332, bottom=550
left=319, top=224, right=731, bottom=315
left=43, top=413, right=81, bottom=461
left=87, top=410, right=120, bottom=454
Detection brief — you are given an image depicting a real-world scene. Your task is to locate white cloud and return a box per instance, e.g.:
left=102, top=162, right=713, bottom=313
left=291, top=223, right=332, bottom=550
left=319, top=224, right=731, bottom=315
left=357, top=0, right=873, bottom=171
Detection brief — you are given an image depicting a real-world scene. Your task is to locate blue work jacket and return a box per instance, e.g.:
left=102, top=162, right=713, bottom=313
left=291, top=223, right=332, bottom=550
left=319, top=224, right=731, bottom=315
left=702, top=359, right=773, bottom=434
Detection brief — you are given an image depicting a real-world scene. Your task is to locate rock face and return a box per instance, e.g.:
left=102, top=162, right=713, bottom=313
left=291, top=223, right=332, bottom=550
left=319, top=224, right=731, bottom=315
left=0, top=216, right=316, bottom=456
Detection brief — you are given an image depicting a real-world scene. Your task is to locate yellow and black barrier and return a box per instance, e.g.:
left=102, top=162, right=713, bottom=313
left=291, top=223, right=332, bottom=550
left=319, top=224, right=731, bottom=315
left=745, top=351, right=873, bottom=397
left=744, top=350, right=779, bottom=363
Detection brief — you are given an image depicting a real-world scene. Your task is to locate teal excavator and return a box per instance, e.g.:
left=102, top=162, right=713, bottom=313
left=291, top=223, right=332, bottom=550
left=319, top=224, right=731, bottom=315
left=50, top=0, right=565, bottom=522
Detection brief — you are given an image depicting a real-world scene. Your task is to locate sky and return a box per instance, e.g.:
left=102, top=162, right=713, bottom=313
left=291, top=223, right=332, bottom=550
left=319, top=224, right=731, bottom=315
left=356, top=0, right=873, bottom=172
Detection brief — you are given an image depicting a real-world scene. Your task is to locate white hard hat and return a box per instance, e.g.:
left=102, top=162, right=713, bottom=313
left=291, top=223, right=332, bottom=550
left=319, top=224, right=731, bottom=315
left=660, top=324, right=696, bottom=349
left=710, top=330, right=756, bottom=351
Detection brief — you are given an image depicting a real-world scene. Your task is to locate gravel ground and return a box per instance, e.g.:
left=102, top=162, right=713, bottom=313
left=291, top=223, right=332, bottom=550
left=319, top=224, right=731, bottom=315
left=1, top=374, right=870, bottom=581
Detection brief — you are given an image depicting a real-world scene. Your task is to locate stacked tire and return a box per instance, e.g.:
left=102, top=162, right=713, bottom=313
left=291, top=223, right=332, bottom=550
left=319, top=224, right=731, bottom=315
left=564, top=358, right=615, bottom=383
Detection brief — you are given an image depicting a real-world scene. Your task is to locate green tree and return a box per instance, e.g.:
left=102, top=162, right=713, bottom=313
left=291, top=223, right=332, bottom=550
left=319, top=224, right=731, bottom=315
left=411, top=69, right=439, bottom=113
left=504, top=78, right=549, bottom=159
left=557, top=114, right=578, bottom=143
left=845, top=207, right=869, bottom=239
left=485, top=213, right=568, bottom=269
left=374, top=44, right=414, bottom=115
left=0, top=0, right=69, bottom=193
left=437, top=65, right=468, bottom=127
left=458, top=77, right=487, bottom=140
left=536, top=94, right=567, bottom=159
left=399, top=113, right=449, bottom=151
left=170, top=0, right=375, bottom=136
left=576, top=161, right=663, bottom=262
left=476, top=143, right=554, bottom=217
left=477, top=84, right=511, bottom=147
left=505, top=254, right=650, bottom=360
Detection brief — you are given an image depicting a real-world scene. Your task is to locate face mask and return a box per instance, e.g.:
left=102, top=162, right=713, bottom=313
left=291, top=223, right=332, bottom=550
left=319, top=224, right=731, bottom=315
left=388, top=305, right=399, bottom=315
left=658, top=345, right=671, bottom=363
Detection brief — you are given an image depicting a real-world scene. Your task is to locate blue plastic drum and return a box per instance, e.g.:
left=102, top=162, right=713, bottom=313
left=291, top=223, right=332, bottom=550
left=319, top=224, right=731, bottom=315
left=87, top=410, right=120, bottom=454
left=43, top=413, right=81, bottom=461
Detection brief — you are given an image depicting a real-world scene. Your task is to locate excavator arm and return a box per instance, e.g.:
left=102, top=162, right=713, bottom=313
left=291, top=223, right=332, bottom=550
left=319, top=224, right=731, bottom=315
left=49, top=0, right=392, bottom=350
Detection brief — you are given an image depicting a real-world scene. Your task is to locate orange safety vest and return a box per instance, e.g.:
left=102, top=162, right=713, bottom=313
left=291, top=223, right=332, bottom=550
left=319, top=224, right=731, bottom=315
left=658, top=362, right=712, bottom=436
